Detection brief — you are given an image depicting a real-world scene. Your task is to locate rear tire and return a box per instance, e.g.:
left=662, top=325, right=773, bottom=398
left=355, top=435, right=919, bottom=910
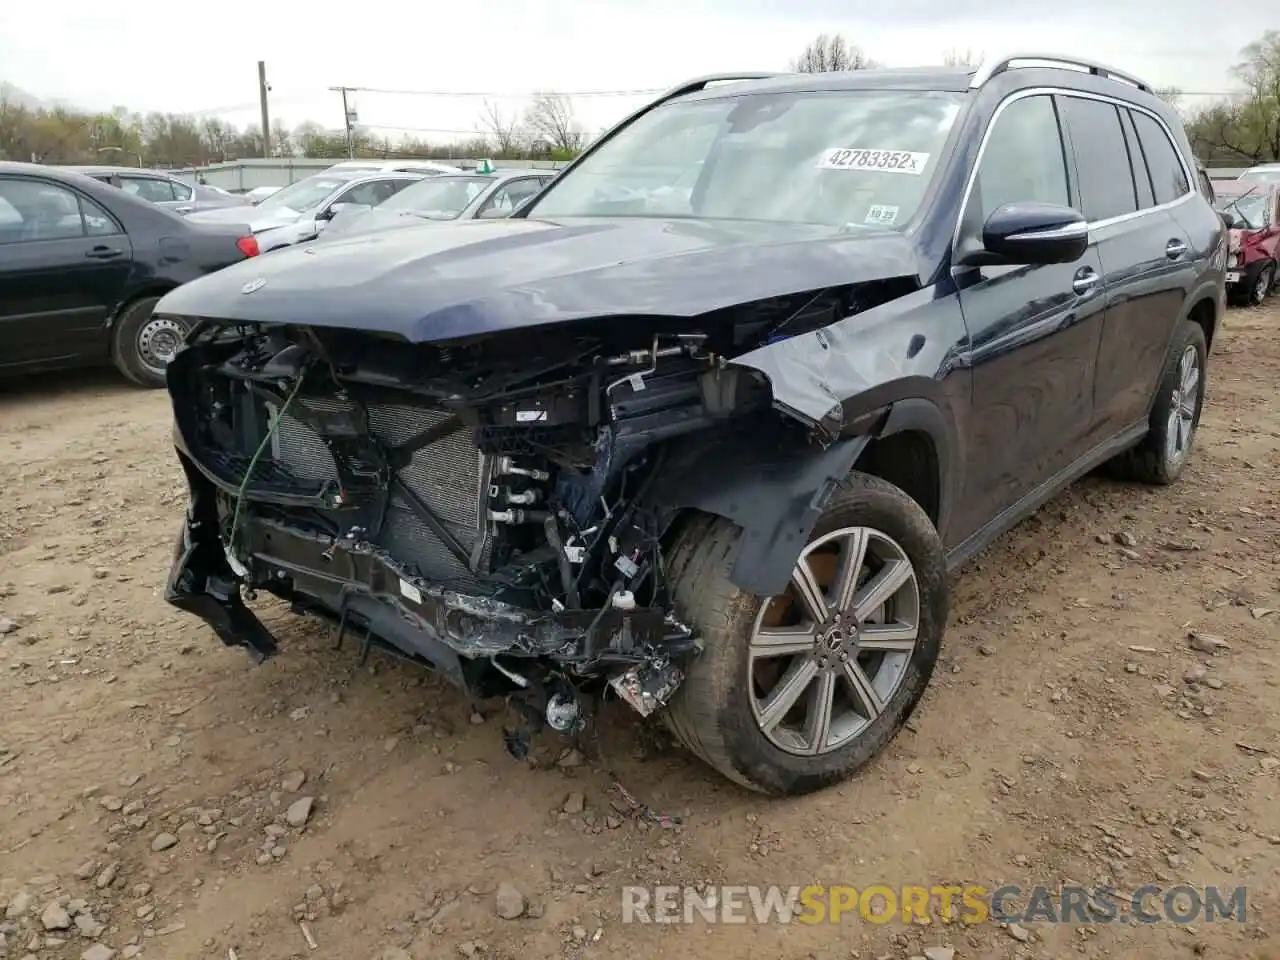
left=1107, top=319, right=1207, bottom=485
left=111, top=296, right=187, bottom=388
left=663, top=472, right=948, bottom=796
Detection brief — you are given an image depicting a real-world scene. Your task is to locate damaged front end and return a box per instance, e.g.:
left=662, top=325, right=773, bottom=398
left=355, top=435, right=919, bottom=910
left=162, top=286, right=902, bottom=742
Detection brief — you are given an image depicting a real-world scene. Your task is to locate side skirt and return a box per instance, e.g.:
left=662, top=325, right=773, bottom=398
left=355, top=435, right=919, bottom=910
left=945, top=420, right=1148, bottom=574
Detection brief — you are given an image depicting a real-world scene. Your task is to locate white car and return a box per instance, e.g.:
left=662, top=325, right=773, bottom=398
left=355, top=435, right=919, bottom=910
left=1238, top=163, right=1280, bottom=185
left=244, top=185, right=282, bottom=204
left=324, top=159, right=463, bottom=176
left=185, top=169, right=425, bottom=251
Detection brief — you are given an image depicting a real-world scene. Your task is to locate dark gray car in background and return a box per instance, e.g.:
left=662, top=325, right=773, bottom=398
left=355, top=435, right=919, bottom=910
left=57, top=165, right=249, bottom=215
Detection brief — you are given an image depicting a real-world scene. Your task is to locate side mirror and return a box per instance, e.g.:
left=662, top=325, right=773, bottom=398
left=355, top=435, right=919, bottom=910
left=475, top=205, right=509, bottom=219
left=959, top=201, right=1090, bottom=267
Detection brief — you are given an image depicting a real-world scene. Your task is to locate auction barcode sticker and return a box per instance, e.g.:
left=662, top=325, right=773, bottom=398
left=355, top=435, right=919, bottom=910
left=817, top=148, right=931, bottom=175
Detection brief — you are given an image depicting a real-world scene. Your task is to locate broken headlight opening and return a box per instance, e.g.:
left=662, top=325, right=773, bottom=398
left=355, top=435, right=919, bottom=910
left=162, top=289, right=880, bottom=752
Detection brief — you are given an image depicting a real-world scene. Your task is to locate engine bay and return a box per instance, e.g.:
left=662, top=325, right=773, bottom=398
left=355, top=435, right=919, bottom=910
left=163, top=281, right=907, bottom=735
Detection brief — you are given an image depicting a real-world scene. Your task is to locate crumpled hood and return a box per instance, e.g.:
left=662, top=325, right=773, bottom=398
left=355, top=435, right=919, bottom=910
left=155, top=216, right=925, bottom=343
left=186, top=205, right=300, bottom=233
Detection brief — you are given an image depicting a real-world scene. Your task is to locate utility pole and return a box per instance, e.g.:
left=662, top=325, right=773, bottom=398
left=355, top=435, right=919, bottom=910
left=329, top=86, right=356, bottom=158
left=257, top=61, right=272, bottom=157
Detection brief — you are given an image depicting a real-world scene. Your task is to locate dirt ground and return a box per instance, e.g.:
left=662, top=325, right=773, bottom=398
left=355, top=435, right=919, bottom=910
left=1, top=300, right=1278, bottom=960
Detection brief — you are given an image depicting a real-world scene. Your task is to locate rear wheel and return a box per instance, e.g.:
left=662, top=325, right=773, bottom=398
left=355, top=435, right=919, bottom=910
left=1107, top=319, right=1207, bottom=485
left=111, top=296, right=187, bottom=388
left=663, top=472, right=948, bottom=796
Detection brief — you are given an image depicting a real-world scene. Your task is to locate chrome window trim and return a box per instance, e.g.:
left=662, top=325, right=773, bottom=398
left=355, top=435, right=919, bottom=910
left=951, top=86, right=1196, bottom=264
left=1005, top=221, right=1088, bottom=242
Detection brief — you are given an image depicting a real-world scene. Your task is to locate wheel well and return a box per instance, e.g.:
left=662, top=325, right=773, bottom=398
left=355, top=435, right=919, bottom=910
left=107, top=287, right=174, bottom=357
left=852, top=430, right=941, bottom=526
left=1187, top=296, right=1217, bottom=353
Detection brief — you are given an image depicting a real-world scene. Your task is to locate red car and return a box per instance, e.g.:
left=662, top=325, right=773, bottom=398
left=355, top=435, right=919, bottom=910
left=1215, top=180, right=1279, bottom=306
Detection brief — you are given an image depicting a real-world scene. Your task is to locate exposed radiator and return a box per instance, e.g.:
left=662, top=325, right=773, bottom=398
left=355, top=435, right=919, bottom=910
left=268, top=395, right=495, bottom=584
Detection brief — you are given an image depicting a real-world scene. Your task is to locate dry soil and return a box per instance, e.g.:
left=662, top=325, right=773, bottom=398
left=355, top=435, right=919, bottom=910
left=1, top=300, right=1278, bottom=960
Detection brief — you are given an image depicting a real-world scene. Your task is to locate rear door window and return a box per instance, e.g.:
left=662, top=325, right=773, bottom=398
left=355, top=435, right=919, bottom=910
left=1118, top=109, right=1155, bottom=209
left=1058, top=96, right=1138, bottom=221
left=120, top=176, right=177, bottom=202
left=1129, top=110, right=1191, bottom=205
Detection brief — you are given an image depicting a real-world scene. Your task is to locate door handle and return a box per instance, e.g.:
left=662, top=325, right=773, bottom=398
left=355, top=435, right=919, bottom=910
left=1165, top=239, right=1188, bottom=258
left=175, top=205, right=194, bottom=214
left=84, top=246, right=124, bottom=260
left=1072, top=269, right=1099, bottom=296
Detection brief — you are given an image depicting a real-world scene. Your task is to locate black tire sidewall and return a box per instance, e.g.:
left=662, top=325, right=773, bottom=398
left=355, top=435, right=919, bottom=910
left=1251, top=262, right=1275, bottom=305
left=1145, top=320, right=1208, bottom=482
left=111, top=296, right=180, bottom=388
left=704, top=478, right=947, bottom=795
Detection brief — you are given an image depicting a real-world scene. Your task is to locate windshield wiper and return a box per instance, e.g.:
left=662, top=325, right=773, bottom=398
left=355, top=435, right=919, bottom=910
left=1221, top=185, right=1260, bottom=224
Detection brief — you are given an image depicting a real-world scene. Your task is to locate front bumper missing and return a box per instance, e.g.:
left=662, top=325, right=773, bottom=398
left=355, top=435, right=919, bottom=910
left=165, top=463, right=697, bottom=698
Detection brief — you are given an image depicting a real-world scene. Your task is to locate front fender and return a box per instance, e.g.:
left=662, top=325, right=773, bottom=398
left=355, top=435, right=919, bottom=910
left=647, top=420, right=869, bottom=598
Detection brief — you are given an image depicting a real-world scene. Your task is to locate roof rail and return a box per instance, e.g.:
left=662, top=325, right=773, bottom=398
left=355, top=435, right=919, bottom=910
left=970, top=53, right=1152, bottom=93
left=651, top=73, right=783, bottom=107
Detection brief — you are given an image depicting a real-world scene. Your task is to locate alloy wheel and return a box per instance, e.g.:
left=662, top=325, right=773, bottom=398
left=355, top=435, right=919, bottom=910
left=748, top=525, right=920, bottom=757
left=1165, top=344, right=1200, bottom=468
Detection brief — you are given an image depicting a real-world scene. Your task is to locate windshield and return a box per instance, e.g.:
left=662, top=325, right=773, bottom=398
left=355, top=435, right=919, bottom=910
left=1239, top=169, right=1280, bottom=184
left=378, top=176, right=492, bottom=219
left=1217, top=192, right=1268, bottom=229
left=527, top=90, right=964, bottom=228
left=258, top=173, right=358, bottom=213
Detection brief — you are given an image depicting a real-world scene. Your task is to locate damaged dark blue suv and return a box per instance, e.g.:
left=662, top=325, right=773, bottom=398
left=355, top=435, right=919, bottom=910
left=155, top=53, right=1226, bottom=796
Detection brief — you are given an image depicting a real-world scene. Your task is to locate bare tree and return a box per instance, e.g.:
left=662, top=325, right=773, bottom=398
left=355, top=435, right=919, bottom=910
left=521, top=93, right=584, bottom=154
left=792, top=33, right=875, bottom=73
left=1184, top=30, right=1280, bottom=165
left=478, top=99, right=523, bottom=155
left=1154, top=86, right=1183, bottom=110
left=941, top=47, right=982, bottom=68
left=1230, top=29, right=1280, bottom=162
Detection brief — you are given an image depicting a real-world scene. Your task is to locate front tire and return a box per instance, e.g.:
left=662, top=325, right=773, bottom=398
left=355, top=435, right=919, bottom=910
left=111, top=296, right=188, bottom=388
left=663, top=472, right=948, bottom=796
left=1108, top=319, right=1207, bottom=485
left=1248, top=261, right=1275, bottom=307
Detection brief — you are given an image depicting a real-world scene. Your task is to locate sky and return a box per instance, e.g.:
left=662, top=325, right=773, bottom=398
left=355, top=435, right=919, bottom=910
left=1, top=1, right=1277, bottom=144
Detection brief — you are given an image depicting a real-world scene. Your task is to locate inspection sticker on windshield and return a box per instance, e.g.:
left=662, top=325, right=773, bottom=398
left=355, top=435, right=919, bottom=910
left=865, top=204, right=900, bottom=225
left=818, top=148, right=930, bottom=175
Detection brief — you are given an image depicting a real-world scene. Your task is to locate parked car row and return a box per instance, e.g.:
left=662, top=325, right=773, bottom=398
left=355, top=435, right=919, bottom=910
left=0, top=157, right=563, bottom=389
left=186, top=168, right=432, bottom=251
left=55, top=165, right=251, bottom=215
left=319, top=168, right=557, bottom=241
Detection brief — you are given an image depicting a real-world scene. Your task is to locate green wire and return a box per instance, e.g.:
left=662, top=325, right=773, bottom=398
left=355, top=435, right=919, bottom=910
left=226, top=372, right=308, bottom=562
